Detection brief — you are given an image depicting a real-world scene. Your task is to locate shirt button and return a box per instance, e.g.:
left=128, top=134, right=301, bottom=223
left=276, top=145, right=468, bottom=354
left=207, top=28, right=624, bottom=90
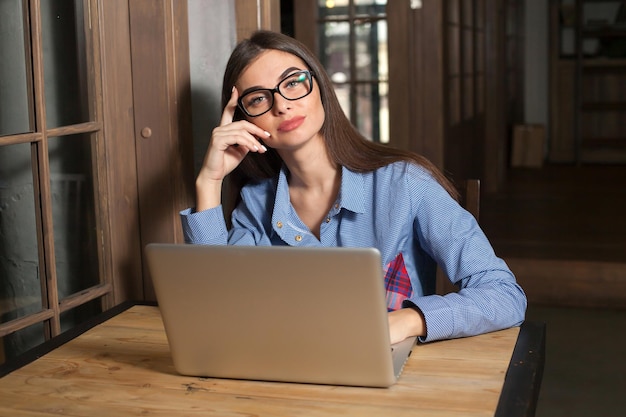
left=295, top=235, right=302, bottom=242
left=334, top=203, right=340, bottom=209
left=325, top=217, right=331, bottom=223
left=276, top=221, right=283, bottom=228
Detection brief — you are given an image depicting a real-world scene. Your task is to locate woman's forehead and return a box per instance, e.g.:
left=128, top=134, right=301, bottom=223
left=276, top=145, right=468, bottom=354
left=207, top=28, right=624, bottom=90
left=238, top=50, right=307, bottom=87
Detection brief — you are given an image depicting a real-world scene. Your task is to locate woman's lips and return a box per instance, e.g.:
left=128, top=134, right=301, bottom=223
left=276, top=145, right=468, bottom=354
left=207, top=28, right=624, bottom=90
left=278, top=116, right=305, bottom=132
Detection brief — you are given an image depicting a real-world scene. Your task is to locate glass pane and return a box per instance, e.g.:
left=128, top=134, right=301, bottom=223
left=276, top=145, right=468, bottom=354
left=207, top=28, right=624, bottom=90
left=476, top=75, right=484, bottom=114
left=355, top=20, right=387, bottom=83
left=0, top=143, right=43, bottom=324
left=462, top=0, right=473, bottom=26
left=49, top=134, right=99, bottom=300
left=321, top=22, right=351, bottom=82
left=0, top=321, right=44, bottom=366
left=463, top=29, right=474, bottom=74
left=447, top=0, right=460, bottom=23
left=356, top=82, right=387, bottom=142
left=355, top=0, right=386, bottom=5
left=60, top=298, right=101, bottom=333
left=464, top=75, right=474, bottom=120
left=334, top=83, right=351, bottom=119
left=449, top=76, right=461, bottom=125
left=319, top=0, right=349, bottom=8
left=0, top=0, right=33, bottom=136
left=355, top=0, right=386, bottom=18
left=319, top=0, right=349, bottom=19
left=475, top=0, right=485, bottom=29
left=448, top=26, right=460, bottom=76
left=41, top=0, right=91, bottom=128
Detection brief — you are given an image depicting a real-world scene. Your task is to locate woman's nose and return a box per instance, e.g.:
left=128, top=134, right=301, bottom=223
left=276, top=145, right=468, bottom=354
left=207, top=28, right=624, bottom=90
left=272, top=94, right=291, bottom=114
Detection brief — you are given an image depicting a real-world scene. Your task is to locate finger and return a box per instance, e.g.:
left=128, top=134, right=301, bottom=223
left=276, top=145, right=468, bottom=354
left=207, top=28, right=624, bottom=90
left=220, top=86, right=239, bottom=126
left=212, top=123, right=269, bottom=153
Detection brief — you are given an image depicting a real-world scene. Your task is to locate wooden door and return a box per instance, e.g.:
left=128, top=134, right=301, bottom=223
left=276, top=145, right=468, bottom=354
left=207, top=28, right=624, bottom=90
left=127, top=1, right=194, bottom=300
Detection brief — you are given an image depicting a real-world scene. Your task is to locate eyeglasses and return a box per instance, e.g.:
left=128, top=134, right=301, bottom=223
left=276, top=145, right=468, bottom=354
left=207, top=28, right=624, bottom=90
left=237, top=70, right=314, bottom=117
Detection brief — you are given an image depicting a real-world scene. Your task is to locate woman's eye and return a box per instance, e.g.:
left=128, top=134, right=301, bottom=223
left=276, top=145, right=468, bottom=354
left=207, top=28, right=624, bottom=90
left=246, top=94, right=267, bottom=107
left=284, top=74, right=306, bottom=89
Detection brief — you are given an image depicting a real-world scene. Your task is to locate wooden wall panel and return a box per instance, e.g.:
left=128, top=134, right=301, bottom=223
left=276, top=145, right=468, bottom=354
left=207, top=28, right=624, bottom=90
left=128, top=0, right=194, bottom=301
left=99, top=0, right=143, bottom=303
left=387, top=0, right=445, bottom=167
left=235, top=0, right=281, bottom=41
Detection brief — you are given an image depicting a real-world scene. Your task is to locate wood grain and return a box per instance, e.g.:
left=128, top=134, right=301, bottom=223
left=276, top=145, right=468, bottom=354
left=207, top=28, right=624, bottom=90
left=0, top=306, right=520, bottom=417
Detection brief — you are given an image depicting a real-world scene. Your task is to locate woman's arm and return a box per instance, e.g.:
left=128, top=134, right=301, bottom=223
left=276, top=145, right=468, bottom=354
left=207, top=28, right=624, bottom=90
left=407, top=172, right=527, bottom=342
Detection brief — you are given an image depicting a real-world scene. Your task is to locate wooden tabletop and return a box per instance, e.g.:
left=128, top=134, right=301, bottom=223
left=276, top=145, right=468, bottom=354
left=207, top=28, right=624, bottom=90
left=0, top=303, right=544, bottom=417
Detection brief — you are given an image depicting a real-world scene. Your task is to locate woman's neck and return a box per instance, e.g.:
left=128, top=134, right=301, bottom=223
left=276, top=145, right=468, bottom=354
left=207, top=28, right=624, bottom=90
left=279, top=136, right=340, bottom=193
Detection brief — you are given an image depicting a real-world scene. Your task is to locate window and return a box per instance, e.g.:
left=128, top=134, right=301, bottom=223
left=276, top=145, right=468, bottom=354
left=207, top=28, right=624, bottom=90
left=0, top=0, right=110, bottom=365
left=445, top=0, right=486, bottom=125
left=316, top=0, right=389, bottom=142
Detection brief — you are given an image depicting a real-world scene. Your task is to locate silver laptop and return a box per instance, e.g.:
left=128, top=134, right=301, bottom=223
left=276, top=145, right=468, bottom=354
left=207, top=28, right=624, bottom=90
left=145, top=244, right=416, bottom=387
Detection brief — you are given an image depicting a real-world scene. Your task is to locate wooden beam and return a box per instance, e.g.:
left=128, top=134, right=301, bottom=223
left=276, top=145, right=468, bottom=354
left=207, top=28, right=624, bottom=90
left=235, top=0, right=281, bottom=42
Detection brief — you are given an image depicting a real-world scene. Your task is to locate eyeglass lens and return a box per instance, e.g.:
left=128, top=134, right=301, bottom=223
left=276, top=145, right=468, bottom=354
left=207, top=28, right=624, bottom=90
left=240, top=71, right=312, bottom=117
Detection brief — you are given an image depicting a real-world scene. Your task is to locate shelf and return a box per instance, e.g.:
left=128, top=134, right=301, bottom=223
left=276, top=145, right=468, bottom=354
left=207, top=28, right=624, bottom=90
left=581, top=102, right=626, bottom=111
left=556, top=58, right=626, bottom=66
left=582, top=57, right=626, bottom=65
left=581, top=137, right=626, bottom=149
left=582, top=28, right=626, bottom=38
left=550, top=0, right=626, bottom=164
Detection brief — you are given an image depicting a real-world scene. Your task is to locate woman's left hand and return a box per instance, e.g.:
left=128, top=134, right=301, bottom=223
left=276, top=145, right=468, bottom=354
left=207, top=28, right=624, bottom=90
left=388, top=307, right=426, bottom=344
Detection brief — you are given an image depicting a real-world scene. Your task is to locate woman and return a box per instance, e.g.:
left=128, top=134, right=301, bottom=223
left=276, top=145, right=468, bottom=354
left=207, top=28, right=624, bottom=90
left=181, top=30, right=526, bottom=344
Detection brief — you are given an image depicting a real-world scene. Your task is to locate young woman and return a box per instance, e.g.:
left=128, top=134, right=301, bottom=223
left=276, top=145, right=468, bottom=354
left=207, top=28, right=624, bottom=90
left=181, top=30, right=526, bottom=344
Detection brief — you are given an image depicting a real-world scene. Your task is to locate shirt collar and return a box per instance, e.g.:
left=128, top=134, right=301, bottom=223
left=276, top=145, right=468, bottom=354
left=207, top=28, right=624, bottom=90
left=275, top=165, right=366, bottom=215
left=338, top=166, right=366, bottom=214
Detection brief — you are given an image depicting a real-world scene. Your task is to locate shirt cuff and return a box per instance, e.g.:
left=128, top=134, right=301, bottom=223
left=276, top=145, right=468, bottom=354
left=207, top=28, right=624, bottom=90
left=405, top=295, right=454, bottom=343
left=179, top=206, right=229, bottom=244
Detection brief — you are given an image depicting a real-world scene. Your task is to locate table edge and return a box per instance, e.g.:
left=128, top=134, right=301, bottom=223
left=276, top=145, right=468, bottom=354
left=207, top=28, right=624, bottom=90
left=1, top=302, right=546, bottom=417
left=495, top=320, right=547, bottom=417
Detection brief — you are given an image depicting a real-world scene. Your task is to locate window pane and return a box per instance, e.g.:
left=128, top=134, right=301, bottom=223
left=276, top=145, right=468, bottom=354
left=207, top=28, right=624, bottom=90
left=448, top=0, right=460, bottom=23
left=319, top=0, right=349, bottom=18
left=355, top=82, right=388, bottom=143
left=60, top=298, right=101, bottom=333
left=318, top=1, right=389, bottom=143
left=463, top=75, right=474, bottom=120
left=448, top=26, right=460, bottom=76
left=41, top=0, right=91, bottom=128
left=0, top=321, right=44, bottom=366
left=49, top=134, right=99, bottom=300
left=334, top=84, right=351, bottom=119
left=0, top=0, right=33, bottom=136
left=355, top=20, right=387, bottom=83
left=0, top=143, right=43, bottom=324
left=449, top=76, right=461, bottom=125
left=321, top=22, right=351, bottom=83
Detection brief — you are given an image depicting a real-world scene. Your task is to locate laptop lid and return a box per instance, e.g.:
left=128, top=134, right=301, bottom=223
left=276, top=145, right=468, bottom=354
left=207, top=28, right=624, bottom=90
left=145, top=243, right=415, bottom=387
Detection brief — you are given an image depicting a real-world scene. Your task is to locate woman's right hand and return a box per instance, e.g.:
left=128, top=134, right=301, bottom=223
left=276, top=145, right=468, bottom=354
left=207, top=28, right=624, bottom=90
left=195, top=87, right=269, bottom=211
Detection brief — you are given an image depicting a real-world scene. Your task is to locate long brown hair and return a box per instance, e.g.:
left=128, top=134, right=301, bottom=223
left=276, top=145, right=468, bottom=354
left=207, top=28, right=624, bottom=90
left=221, top=30, right=459, bottom=203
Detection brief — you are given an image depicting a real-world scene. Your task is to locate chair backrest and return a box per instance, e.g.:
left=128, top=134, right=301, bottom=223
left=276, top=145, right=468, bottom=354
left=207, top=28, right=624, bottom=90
left=460, top=179, right=480, bottom=221
left=435, top=179, right=480, bottom=295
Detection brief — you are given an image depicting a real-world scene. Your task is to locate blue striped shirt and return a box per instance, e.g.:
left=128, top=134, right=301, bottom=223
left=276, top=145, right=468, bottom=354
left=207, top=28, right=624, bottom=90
left=180, top=162, right=527, bottom=342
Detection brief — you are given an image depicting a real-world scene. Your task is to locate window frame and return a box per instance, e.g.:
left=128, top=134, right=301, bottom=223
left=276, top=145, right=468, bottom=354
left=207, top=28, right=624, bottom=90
left=0, top=0, right=113, bottom=349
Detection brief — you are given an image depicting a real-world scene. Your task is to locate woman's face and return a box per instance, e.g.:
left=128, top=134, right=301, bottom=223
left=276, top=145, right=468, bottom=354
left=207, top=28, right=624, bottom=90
left=235, top=50, right=325, bottom=152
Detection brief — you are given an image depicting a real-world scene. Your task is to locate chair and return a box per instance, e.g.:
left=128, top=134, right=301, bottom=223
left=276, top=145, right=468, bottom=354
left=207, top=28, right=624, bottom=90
left=435, top=179, right=480, bottom=295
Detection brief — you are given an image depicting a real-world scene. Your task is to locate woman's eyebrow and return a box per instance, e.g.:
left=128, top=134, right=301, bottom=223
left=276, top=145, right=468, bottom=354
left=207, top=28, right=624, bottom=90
left=240, top=67, right=304, bottom=96
left=278, top=66, right=302, bottom=80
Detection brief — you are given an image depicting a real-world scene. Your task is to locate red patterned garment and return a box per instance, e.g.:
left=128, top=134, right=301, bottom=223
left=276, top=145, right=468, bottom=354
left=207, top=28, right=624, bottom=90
left=384, top=252, right=413, bottom=311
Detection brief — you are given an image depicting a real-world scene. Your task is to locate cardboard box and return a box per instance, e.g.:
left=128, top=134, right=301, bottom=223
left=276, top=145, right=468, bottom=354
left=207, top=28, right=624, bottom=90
left=511, top=124, right=545, bottom=168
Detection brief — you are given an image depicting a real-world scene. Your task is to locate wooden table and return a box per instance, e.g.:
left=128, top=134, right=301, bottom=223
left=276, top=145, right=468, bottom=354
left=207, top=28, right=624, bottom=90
left=0, top=302, right=545, bottom=417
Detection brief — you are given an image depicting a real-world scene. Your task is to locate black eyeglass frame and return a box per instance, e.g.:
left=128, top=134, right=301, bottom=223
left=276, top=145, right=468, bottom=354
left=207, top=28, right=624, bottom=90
left=237, top=70, right=315, bottom=118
